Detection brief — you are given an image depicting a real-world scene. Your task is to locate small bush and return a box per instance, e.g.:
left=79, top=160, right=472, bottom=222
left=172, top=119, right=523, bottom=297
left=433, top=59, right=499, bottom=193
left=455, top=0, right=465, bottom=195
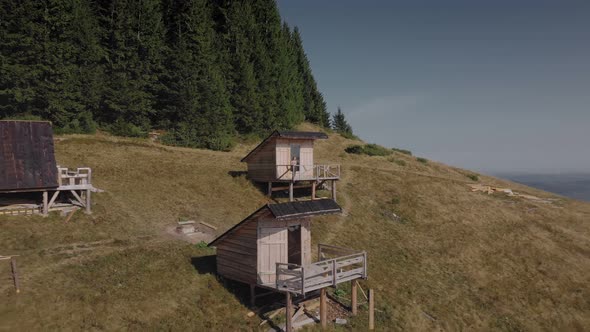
left=196, top=241, right=208, bottom=248
left=466, top=174, right=479, bottom=182
left=392, top=147, right=412, bottom=155
left=344, top=145, right=364, bottom=154
left=417, top=157, right=428, bottom=164
left=345, top=144, right=392, bottom=157
left=108, top=118, right=148, bottom=138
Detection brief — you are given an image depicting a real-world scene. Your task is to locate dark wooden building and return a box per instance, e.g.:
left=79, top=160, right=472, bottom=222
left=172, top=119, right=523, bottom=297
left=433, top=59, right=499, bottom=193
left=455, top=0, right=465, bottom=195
left=0, top=121, right=59, bottom=192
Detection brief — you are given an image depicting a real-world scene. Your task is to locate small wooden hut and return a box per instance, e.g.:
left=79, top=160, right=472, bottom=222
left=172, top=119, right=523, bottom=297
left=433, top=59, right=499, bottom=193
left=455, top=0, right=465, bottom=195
left=208, top=199, right=366, bottom=295
left=241, top=131, right=340, bottom=201
left=0, top=120, right=97, bottom=215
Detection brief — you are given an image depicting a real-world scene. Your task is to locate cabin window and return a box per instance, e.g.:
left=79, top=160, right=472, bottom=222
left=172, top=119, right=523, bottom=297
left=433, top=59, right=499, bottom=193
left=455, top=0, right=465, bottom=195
left=290, top=144, right=300, bottom=165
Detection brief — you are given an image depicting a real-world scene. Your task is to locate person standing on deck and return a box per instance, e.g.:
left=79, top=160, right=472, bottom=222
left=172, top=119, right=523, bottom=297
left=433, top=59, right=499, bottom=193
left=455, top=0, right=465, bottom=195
left=291, top=156, right=299, bottom=180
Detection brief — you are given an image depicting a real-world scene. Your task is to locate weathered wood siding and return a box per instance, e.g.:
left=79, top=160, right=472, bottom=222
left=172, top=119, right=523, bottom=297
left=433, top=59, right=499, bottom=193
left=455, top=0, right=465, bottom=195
left=275, top=138, right=314, bottom=180
left=0, top=121, right=59, bottom=191
left=216, top=219, right=258, bottom=284
left=246, top=137, right=276, bottom=181
left=301, top=218, right=312, bottom=266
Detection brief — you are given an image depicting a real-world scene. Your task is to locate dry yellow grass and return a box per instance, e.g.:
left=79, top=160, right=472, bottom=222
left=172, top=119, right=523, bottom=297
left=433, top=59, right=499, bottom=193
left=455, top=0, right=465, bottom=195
left=1, top=123, right=589, bottom=331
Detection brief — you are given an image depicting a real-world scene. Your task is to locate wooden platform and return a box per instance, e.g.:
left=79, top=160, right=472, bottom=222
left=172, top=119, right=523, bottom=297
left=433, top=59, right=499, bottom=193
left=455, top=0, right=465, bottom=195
left=266, top=244, right=367, bottom=295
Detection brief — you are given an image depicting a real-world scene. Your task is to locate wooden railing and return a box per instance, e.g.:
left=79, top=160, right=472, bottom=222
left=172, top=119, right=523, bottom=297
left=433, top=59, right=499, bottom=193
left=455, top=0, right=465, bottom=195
left=275, top=164, right=340, bottom=181
left=275, top=244, right=366, bottom=295
left=57, top=167, right=93, bottom=189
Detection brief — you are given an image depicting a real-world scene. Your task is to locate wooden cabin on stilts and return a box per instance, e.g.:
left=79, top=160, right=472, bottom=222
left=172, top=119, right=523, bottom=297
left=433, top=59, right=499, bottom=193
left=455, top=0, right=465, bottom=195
left=241, top=131, right=340, bottom=202
left=0, top=121, right=99, bottom=216
left=208, top=199, right=367, bottom=331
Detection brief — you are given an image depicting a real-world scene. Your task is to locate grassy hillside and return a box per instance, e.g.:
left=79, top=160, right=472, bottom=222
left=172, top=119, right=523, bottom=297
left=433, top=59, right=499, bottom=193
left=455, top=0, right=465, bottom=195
left=1, top=124, right=589, bottom=331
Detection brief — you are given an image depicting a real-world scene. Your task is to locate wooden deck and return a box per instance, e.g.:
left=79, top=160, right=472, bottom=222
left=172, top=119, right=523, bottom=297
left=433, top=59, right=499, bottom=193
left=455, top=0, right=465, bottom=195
left=270, top=244, right=367, bottom=295
left=275, top=164, right=340, bottom=182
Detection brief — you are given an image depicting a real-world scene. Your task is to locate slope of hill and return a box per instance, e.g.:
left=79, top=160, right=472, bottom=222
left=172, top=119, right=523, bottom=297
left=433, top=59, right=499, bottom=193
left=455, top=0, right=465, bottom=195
left=1, top=124, right=589, bottom=331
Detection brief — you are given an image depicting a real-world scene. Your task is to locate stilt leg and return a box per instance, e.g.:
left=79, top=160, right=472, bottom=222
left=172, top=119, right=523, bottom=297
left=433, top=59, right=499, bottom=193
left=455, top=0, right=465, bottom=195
left=320, top=288, right=327, bottom=329
left=289, top=182, right=294, bottom=202
left=331, top=181, right=337, bottom=201
left=267, top=182, right=272, bottom=197
left=85, top=189, right=91, bottom=214
left=250, top=284, right=256, bottom=307
left=351, top=280, right=358, bottom=315
left=42, top=191, right=48, bottom=216
left=286, top=292, right=293, bottom=332
left=311, top=182, right=316, bottom=200
left=369, top=289, right=375, bottom=330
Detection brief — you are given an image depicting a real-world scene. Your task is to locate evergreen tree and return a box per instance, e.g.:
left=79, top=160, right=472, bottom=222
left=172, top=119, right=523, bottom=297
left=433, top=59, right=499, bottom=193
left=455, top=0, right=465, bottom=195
left=332, top=107, right=353, bottom=136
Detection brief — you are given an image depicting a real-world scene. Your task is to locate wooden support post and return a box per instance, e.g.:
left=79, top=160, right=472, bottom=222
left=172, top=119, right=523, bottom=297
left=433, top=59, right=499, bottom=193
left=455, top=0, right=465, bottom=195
left=311, top=182, right=316, bottom=200
left=11, top=257, right=20, bottom=294
left=369, top=289, right=375, bottom=330
left=351, top=280, right=358, bottom=316
left=42, top=191, right=48, bottom=216
left=249, top=284, right=256, bottom=307
left=320, top=288, right=327, bottom=329
left=267, top=182, right=272, bottom=197
left=331, top=180, right=337, bottom=201
left=285, top=292, right=293, bottom=332
left=85, top=189, right=91, bottom=214
left=289, top=182, right=294, bottom=202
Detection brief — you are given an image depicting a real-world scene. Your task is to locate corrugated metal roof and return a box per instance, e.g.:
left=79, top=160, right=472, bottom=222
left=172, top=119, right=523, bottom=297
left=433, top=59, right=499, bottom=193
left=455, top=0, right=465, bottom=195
left=0, top=121, right=59, bottom=191
left=268, top=199, right=341, bottom=219
left=276, top=131, right=328, bottom=139
left=208, top=199, right=341, bottom=246
left=241, top=130, right=328, bottom=162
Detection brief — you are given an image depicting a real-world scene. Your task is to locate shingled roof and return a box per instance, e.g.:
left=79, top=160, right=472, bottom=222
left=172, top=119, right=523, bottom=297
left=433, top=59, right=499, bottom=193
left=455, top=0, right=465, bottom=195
left=241, top=130, right=328, bottom=162
left=209, top=199, right=341, bottom=246
left=0, top=121, right=59, bottom=192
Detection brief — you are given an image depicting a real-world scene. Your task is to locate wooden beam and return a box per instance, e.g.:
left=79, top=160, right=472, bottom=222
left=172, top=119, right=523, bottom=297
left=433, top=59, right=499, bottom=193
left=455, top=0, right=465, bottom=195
left=311, top=182, right=316, bottom=200
left=271, top=184, right=313, bottom=191
left=47, top=191, right=60, bottom=209
left=267, top=182, right=272, bottom=197
left=320, top=288, right=327, bottom=329
left=42, top=191, right=48, bottom=216
left=369, top=289, right=375, bottom=330
left=285, top=292, right=293, bottom=332
left=11, top=257, right=20, bottom=294
left=289, top=182, right=294, bottom=202
left=70, top=190, right=85, bottom=207
left=351, top=280, right=358, bottom=316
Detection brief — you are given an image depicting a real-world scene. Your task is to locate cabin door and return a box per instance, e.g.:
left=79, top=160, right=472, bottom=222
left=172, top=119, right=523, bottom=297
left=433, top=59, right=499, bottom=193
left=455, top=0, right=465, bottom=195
left=290, top=144, right=301, bottom=180
left=258, top=226, right=288, bottom=285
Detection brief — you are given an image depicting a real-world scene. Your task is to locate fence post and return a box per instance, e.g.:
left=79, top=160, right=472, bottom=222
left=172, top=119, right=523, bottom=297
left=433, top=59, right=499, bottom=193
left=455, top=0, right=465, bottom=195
left=11, top=257, right=20, bottom=294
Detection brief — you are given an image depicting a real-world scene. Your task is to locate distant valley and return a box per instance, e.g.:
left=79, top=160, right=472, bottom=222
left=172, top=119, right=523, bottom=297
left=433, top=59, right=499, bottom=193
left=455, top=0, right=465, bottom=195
left=499, top=173, right=590, bottom=202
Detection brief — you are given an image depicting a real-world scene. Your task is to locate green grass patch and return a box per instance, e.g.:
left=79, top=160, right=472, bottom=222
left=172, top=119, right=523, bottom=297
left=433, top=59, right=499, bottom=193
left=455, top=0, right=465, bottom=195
left=466, top=174, right=479, bottom=182
left=345, top=144, right=393, bottom=156
left=416, top=157, right=428, bottom=164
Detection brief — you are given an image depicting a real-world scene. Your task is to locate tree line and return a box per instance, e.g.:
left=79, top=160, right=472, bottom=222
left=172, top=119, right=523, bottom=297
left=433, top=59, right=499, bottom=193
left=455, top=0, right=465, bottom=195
left=0, top=0, right=331, bottom=150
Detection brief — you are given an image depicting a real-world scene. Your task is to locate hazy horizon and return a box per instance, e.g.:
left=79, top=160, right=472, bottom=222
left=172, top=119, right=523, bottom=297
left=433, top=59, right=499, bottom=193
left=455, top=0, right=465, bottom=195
left=278, top=0, right=590, bottom=174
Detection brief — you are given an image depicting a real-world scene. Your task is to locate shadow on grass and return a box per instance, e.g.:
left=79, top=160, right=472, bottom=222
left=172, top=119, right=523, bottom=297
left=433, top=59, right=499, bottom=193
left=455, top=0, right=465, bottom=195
left=190, top=255, right=216, bottom=275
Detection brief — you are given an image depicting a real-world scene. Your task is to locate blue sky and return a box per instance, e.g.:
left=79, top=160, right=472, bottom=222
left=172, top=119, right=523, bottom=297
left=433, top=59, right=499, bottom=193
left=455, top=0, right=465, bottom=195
left=277, top=0, right=590, bottom=174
